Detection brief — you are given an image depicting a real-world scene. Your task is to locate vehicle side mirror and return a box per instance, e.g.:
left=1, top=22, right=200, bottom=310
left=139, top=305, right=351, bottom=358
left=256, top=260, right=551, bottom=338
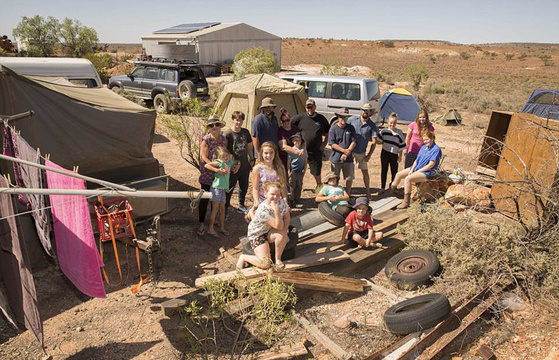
left=126, top=72, right=133, bottom=79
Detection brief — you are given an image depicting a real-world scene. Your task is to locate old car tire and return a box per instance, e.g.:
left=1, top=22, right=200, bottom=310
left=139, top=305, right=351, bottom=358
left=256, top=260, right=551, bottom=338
left=179, top=80, right=196, bottom=100
left=385, top=249, right=440, bottom=290
left=384, top=293, right=451, bottom=335
left=318, top=202, right=346, bottom=227
left=153, top=93, right=169, bottom=114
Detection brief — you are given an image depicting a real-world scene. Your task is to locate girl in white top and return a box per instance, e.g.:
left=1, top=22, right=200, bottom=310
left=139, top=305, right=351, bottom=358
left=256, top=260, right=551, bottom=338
left=378, top=113, right=406, bottom=191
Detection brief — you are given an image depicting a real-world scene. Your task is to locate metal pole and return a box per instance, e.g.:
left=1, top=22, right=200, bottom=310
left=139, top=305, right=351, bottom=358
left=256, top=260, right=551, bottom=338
left=0, top=110, right=35, bottom=122
left=0, top=187, right=211, bottom=199
left=0, top=154, right=136, bottom=192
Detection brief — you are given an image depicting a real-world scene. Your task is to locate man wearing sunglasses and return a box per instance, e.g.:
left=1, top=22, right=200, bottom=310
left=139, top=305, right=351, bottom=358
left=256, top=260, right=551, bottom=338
left=252, top=97, right=279, bottom=156
left=347, top=103, right=378, bottom=199
left=291, top=99, right=330, bottom=189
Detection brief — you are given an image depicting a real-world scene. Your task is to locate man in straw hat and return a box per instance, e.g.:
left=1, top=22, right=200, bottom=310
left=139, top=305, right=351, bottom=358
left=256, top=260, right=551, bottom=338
left=328, top=107, right=357, bottom=194
left=291, top=99, right=330, bottom=189
left=347, top=103, right=379, bottom=199
left=252, top=97, right=279, bottom=157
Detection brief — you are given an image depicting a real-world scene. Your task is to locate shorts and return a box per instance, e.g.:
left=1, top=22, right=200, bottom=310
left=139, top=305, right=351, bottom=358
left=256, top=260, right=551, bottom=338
left=353, top=152, right=369, bottom=170
left=348, top=230, right=369, bottom=248
left=331, top=162, right=355, bottom=180
left=210, top=187, right=226, bottom=204
left=307, top=152, right=323, bottom=176
left=249, top=232, right=269, bottom=250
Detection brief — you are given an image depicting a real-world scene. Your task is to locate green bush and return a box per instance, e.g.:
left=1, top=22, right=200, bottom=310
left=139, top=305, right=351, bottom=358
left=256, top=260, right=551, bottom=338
left=505, top=53, right=515, bottom=61
left=459, top=52, right=472, bottom=60
left=379, top=40, right=395, bottom=48
left=232, top=46, right=280, bottom=80
left=320, top=60, right=348, bottom=76
left=406, top=63, right=429, bottom=91
left=83, top=53, right=113, bottom=83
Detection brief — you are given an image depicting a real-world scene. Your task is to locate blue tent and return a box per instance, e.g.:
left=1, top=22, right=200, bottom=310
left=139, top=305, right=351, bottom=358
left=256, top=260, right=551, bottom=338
left=521, top=90, right=559, bottom=120
left=379, top=88, right=421, bottom=124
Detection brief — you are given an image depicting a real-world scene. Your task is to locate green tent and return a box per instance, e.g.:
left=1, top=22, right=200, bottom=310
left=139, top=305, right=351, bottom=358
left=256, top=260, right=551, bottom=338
left=435, top=109, right=462, bottom=125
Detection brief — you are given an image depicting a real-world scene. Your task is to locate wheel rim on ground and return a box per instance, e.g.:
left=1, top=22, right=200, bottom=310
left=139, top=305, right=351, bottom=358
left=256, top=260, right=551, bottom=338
left=396, top=256, right=428, bottom=275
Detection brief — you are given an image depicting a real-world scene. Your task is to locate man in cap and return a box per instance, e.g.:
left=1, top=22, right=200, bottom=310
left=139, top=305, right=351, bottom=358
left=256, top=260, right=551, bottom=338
left=347, top=103, right=378, bottom=199
left=291, top=99, right=330, bottom=188
left=328, top=107, right=357, bottom=194
left=252, top=97, right=279, bottom=156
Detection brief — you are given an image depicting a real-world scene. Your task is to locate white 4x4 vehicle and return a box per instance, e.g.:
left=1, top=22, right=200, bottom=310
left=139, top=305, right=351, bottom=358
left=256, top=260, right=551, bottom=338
left=279, top=74, right=381, bottom=121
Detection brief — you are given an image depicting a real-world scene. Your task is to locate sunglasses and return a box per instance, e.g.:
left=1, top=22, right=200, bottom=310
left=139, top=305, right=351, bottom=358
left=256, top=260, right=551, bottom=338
left=362, top=109, right=373, bottom=112
left=306, top=105, right=314, bottom=109
left=281, top=118, right=291, bottom=123
left=208, top=123, right=223, bottom=128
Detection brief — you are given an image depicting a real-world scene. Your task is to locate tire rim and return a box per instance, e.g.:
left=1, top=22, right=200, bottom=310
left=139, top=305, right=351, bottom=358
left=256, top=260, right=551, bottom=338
left=155, top=99, right=165, bottom=111
left=180, top=86, right=190, bottom=98
left=396, top=256, right=428, bottom=274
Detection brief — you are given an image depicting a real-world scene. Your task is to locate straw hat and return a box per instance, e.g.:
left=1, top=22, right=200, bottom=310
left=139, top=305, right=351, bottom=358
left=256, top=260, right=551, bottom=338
left=260, top=97, right=277, bottom=109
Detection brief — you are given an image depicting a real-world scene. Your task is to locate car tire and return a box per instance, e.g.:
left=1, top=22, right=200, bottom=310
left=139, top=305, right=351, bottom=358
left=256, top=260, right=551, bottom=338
left=178, top=80, right=196, bottom=100
left=153, top=93, right=169, bottom=114
left=383, top=293, right=451, bottom=335
left=318, top=202, right=346, bottom=227
left=241, top=226, right=298, bottom=261
left=111, top=85, right=122, bottom=93
left=385, top=249, right=440, bottom=290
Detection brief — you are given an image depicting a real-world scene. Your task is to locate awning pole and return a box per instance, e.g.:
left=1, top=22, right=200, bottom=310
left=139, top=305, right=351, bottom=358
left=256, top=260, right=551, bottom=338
left=0, top=154, right=136, bottom=192
left=0, top=187, right=211, bottom=199
left=0, top=110, right=35, bottom=122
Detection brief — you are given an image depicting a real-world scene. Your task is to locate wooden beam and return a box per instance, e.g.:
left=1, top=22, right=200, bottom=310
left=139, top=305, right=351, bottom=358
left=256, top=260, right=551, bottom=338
left=256, top=341, right=308, bottom=360
left=295, top=313, right=352, bottom=360
left=195, top=250, right=350, bottom=288
left=270, top=271, right=366, bottom=293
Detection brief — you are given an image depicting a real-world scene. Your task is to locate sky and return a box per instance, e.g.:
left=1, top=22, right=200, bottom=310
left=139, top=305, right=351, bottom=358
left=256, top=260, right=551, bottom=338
left=2, top=0, right=559, bottom=44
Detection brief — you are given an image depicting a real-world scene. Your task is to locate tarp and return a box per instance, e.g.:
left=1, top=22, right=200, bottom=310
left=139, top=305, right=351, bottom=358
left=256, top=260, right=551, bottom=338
left=434, top=108, right=462, bottom=125
left=521, top=89, right=559, bottom=121
left=379, top=88, right=421, bottom=124
left=0, top=66, right=158, bottom=182
left=213, top=74, right=307, bottom=130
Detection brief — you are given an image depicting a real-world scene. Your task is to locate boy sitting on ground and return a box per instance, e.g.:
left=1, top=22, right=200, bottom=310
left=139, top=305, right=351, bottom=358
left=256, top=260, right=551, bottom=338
left=341, top=196, right=383, bottom=248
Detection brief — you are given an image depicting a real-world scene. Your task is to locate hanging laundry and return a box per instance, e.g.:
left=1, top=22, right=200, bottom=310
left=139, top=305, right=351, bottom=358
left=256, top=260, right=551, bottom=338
left=2, top=124, right=53, bottom=256
left=46, top=160, right=106, bottom=299
left=0, top=176, right=43, bottom=348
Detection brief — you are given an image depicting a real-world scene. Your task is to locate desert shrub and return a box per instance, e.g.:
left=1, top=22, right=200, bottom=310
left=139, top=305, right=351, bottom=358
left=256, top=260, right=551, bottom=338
left=459, top=52, right=472, bottom=60
left=181, top=272, right=297, bottom=357
left=436, top=53, right=449, bottom=59
left=539, top=54, right=555, bottom=66
left=112, top=88, right=145, bottom=107
left=320, top=61, right=348, bottom=76
left=406, top=63, right=429, bottom=91
left=518, top=52, right=528, bottom=61
left=323, top=38, right=333, bottom=45
left=232, top=46, right=280, bottom=80
left=379, top=40, right=395, bottom=48
left=428, top=55, right=437, bottom=64
left=505, top=53, right=515, bottom=61
left=398, top=205, right=559, bottom=302
left=83, top=52, right=113, bottom=83
left=159, top=98, right=212, bottom=169
left=119, top=54, right=133, bottom=63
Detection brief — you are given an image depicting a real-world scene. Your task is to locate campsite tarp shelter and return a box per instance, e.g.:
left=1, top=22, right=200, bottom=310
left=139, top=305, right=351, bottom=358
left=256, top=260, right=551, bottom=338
left=434, top=109, right=462, bottom=125
left=521, top=89, right=559, bottom=121
left=213, top=74, right=307, bottom=130
left=379, top=88, right=420, bottom=124
left=0, top=66, right=158, bottom=183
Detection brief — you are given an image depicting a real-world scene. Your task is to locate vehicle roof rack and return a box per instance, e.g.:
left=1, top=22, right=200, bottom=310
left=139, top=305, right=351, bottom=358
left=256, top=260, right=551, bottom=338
left=135, top=57, right=198, bottom=65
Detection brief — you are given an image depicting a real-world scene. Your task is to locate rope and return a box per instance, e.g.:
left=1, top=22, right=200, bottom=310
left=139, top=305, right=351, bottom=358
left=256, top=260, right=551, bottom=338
left=188, top=189, right=204, bottom=212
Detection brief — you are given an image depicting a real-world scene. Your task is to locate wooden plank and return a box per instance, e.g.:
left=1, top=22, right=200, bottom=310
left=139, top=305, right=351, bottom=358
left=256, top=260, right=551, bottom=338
left=295, top=313, right=352, bottom=360
left=269, top=271, right=366, bottom=293
left=195, top=250, right=350, bottom=287
left=219, top=247, right=237, bottom=266
left=256, top=341, right=308, bottom=360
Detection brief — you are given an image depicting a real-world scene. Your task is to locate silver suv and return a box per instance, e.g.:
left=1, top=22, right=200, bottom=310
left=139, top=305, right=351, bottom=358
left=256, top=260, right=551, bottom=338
left=279, top=74, right=381, bottom=121
left=109, top=60, right=209, bottom=113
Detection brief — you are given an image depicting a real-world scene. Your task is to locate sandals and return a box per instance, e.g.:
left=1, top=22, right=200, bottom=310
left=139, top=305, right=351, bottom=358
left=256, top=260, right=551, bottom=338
left=196, top=228, right=205, bottom=236
left=207, top=231, right=220, bottom=238
left=220, top=229, right=230, bottom=236
left=275, top=261, right=286, bottom=270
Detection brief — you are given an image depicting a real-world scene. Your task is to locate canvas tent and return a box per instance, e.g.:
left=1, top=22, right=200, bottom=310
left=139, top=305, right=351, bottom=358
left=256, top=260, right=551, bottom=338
left=521, top=89, right=559, bottom=121
left=0, top=66, right=158, bottom=183
left=379, top=88, right=420, bottom=124
left=434, top=109, right=462, bottom=125
left=213, top=74, right=307, bottom=130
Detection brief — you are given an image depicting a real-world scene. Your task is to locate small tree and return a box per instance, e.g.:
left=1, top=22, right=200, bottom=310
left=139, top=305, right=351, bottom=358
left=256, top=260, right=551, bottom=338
left=60, top=18, right=99, bottom=57
left=13, top=15, right=60, bottom=56
left=159, top=98, right=212, bottom=170
left=83, top=53, right=113, bottom=83
left=232, top=47, right=280, bottom=80
left=406, top=63, right=429, bottom=91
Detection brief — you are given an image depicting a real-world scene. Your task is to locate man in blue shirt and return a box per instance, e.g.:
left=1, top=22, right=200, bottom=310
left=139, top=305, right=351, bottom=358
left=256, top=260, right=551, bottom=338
left=328, top=108, right=357, bottom=194
left=347, top=103, right=378, bottom=199
left=252, top=97, right=279, bottom=156
left=390, top=131, right=442, bottom=209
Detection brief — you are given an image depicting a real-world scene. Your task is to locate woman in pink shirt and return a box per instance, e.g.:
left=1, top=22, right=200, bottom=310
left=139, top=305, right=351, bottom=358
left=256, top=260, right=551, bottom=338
left=403, top=109, right=435, bottom=169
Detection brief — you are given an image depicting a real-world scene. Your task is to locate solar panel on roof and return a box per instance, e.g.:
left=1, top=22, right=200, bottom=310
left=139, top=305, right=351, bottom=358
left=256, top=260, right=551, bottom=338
left=153, top=22, right=221, bottom=34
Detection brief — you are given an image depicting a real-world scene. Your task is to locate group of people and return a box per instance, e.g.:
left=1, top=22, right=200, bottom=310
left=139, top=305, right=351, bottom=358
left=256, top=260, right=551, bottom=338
left=196, top=96, right=443, bottom=269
